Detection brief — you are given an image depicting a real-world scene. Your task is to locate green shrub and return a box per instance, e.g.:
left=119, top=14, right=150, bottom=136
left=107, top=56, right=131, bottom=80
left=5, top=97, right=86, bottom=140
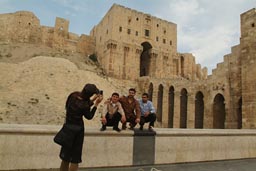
left=89, top=54, right=98, bottom=62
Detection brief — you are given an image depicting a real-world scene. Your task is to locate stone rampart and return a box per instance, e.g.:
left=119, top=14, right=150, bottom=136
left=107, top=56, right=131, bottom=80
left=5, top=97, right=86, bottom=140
left=0, top=11, right=95, bottom=56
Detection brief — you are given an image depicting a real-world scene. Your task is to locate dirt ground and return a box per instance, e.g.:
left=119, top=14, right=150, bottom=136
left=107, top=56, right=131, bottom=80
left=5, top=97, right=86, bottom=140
left=0, top=42, right=137, bottom=127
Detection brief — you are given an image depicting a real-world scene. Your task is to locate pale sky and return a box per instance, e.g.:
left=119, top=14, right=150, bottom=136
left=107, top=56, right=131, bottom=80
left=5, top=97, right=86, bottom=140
left=0, top=0, right=255, bottom=73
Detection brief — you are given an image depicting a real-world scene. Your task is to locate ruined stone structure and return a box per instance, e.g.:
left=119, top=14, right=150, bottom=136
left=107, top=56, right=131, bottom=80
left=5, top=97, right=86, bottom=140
left=0, top=11, right=95, bottom=56
left=0, top=4, right=255, bottom=129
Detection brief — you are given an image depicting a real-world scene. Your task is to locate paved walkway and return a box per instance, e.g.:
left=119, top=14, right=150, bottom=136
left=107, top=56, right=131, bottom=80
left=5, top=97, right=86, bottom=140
left=81, top=158, right=256, bottom=171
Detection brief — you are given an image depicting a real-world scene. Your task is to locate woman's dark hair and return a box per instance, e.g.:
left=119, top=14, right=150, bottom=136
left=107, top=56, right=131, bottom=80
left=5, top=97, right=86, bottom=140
left=81, top=84, right=99, bottom=100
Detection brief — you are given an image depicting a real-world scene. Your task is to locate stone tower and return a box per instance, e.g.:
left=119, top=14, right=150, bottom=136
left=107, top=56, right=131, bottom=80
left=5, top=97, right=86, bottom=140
left=240, top=8, right=256, bottom=128
left=0, top=11, right=41, bottom=43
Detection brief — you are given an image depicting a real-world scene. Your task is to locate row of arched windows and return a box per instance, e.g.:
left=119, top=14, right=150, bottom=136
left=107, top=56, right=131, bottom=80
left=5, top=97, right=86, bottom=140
left=148, top=83, right=242, bottom=129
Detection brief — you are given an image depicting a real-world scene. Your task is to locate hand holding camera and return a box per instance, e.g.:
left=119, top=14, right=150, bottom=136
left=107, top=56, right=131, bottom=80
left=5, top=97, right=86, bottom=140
left=94, top=90, right=103, bottom=106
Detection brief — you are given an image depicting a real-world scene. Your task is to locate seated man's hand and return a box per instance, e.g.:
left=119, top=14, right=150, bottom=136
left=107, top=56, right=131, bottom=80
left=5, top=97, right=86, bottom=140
left=104, top=98, right=111, bottom=104
left=121, top=115, right=126, bottom=123
left=135, top=118, right=140, bottom=123
left=101, top=116, right=107, bottom=125
left=144, top=111, right=150, bottom=117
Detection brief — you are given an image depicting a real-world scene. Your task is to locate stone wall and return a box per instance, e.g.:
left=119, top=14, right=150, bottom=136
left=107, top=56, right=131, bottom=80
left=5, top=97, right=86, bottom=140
left=0, top=11, right=95, bottom=56
left=240, top=8, right=256, bottom=128
left=0, top=11, right=41, bottom=43
left=1, top=124, right=256, bottom=170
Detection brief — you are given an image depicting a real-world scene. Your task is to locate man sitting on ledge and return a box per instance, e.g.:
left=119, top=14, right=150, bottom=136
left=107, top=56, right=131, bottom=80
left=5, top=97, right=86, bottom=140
left=100, top=92, right=126, bottom=132
left=119, top=88, right=141, bottom=130
left=138, top=93, right=156, bottom=131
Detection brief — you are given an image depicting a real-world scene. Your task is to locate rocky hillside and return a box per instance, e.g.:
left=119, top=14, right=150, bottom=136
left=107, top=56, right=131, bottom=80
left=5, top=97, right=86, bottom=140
left=0, top=42, right=138, bottom=127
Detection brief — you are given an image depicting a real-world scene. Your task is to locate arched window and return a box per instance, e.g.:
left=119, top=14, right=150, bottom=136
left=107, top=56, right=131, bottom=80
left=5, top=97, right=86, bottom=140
left=180, top=88, right=188, bottom=128
left=148, top=83, right=153, bottom=102
left=157, top=84, right=164, bottom=122
left=168, top=86, right=175, bottom=128
left=237, top=98, right=242, bottom=129
left=140, top=42, right=152, bottom=77
left=195, top=91, right=204, bottom=128
left=213, top=93, right=225, bottom=129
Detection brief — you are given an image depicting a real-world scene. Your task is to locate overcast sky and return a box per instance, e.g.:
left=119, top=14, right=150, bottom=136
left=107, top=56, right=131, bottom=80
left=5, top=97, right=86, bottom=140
left=0, top=0, right=255, bottom=74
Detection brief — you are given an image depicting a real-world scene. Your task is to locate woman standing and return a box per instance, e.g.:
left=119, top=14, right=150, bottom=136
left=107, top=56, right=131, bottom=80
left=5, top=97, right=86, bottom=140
left=59, top=83, right=103, bottom=171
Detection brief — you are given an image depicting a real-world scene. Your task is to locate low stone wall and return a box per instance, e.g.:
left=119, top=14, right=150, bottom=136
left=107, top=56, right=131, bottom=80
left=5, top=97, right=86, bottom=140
left=0, top=124, right=256, bottom=170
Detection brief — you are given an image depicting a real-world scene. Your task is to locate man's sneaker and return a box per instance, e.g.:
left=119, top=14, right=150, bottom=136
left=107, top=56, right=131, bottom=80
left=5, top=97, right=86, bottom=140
left=148, top=126, right=154, bottom=132
left=122, top=124, right=127, bottom=130
left=129, top=123, right=136, bottom=130
left=128, top=126, right=134, bottom=130
left=100, top=125, right=106, bottom=131
left=139, top=125, right=143, bottom=130
left=113, top=127, right=121, bottom=132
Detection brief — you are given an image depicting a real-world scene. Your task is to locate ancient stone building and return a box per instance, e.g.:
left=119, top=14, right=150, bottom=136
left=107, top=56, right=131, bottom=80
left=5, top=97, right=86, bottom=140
left=0, top=5, right=255, bottom=129
left=90, top=4, right=207, bottom=81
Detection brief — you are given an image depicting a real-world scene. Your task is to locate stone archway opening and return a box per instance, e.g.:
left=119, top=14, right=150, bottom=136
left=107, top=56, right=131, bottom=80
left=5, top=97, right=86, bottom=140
left=148, top=83, right=153, bottom=102
left=195, top=91, right=204, bottom=128
left=157, top=84, right=163, bottom=122
left=168, top=86, right=175, bottom=128
left=180, top=88, right=188, bottom=128
left=213, top=93, right=225, bottom=129
left=140, top=42, right=152, bottom=77
left=181, top=56, right=185, bottom=77
left=237, top=98, right=242, bottom=129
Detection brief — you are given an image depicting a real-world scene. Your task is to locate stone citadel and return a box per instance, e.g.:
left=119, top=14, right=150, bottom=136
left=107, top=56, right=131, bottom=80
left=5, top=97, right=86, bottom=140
left=0, top=4, right=255, bottom=129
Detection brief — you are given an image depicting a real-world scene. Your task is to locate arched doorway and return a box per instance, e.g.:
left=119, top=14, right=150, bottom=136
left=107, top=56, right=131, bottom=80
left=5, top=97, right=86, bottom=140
left=213, top=93, right=225, bottom=129
left=195, top=91, right=204, bottom=128
left=180, top=88, right=188, bottom=128
left=168, top=86, right=175, bottom=128
left=140, top=42, right=152, bottom=76
left=157, top=84, right=163, bottom=122
left=181, top=56, right=185, bottom=77
left=237, top=98, right=242, bottom=129
left=148, top=83, right=153, bottom=102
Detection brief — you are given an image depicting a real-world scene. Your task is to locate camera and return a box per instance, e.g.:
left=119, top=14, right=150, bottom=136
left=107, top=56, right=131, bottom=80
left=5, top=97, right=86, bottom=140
left=99, top=90, right=103, bottom=95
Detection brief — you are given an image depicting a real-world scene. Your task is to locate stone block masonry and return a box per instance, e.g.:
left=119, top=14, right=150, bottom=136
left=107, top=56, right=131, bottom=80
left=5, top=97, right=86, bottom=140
left=1, top=124, right=256, bottom=170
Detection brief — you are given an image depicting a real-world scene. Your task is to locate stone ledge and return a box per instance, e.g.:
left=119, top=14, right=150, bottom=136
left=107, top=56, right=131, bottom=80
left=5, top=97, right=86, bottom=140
left=154, top=128, right=256, bottom=136
left=1, top=124, right=256, bottom=136
left=1, top=124, right=256, bottom=170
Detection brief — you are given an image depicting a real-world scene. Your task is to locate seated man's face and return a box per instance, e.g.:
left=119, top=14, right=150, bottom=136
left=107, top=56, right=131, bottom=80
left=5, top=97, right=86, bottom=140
left=111, top=95, right=119, bottom=103
left=142, top=95, right=148, bottom=103
left=128, top=90, right=136, bottom=98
